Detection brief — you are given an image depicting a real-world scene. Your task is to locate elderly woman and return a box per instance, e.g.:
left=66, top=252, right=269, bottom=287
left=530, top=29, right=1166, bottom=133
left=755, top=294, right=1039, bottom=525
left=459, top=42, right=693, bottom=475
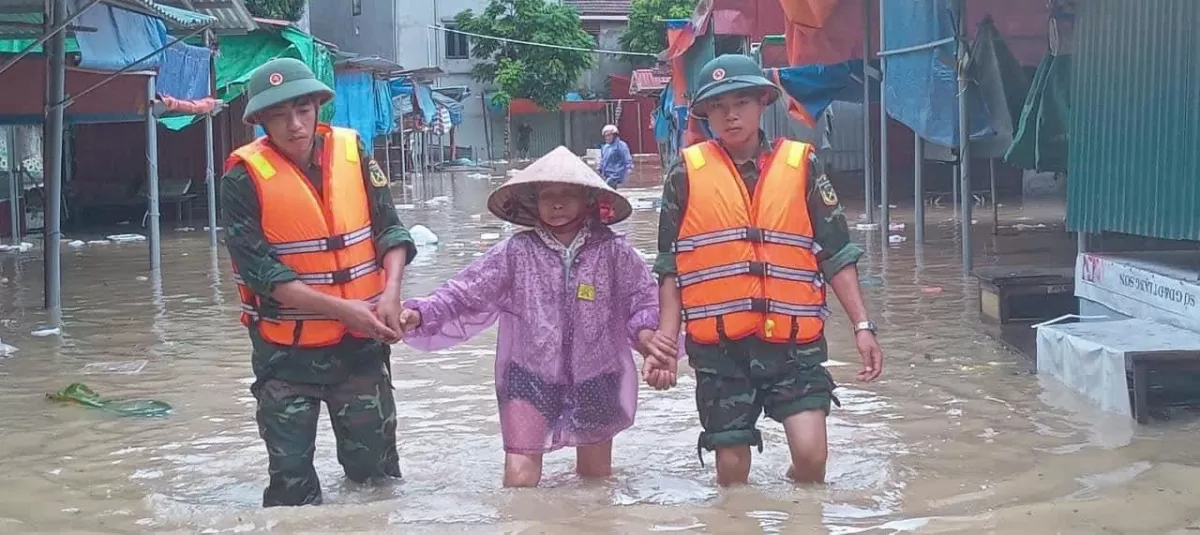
left=597, top=124, right=633, bottom=189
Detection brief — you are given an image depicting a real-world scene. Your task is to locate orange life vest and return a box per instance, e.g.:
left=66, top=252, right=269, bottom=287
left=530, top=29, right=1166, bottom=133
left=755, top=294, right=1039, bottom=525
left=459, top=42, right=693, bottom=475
left=226, top=125, right=384, bottom=348
left=675, top=139, right=828, bottom=344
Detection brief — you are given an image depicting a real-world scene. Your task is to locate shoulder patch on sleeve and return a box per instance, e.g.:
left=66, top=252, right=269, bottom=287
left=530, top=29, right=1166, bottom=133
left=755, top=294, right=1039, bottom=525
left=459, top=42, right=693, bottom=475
left=368, top=160, right=389, bottom=187
left=816, top=174, right=839, bottom=206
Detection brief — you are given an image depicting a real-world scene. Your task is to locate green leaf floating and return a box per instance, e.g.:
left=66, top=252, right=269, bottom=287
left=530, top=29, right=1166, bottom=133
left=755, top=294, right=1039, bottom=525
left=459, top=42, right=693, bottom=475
left=47, top=383, right=172, bottom=418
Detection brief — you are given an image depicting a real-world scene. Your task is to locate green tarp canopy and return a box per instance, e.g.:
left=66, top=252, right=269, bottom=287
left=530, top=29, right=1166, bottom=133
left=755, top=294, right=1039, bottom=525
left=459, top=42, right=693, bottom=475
left=160, top=25, right=334, bottom=130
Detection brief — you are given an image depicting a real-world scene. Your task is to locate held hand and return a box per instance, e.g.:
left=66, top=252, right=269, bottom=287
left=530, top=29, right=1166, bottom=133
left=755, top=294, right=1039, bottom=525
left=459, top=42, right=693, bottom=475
left=398, top=308, right=422, bottom=334
left=637, top=330, right=677, bottom=390
left=336, top=299, right=400, bottom=344
left=855, top=330, right=883, bottom=382
left=373, top=295, right=406, bottom=342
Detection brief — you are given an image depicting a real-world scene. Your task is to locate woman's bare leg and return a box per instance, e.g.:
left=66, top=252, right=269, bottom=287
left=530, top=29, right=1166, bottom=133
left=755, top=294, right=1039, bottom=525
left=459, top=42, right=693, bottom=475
left=575, top=440, right=613, bottom=479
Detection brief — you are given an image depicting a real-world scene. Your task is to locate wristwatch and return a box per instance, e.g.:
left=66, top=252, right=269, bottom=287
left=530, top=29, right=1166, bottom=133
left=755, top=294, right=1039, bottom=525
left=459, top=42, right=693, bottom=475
left=853, top=321, right=877, bottom=335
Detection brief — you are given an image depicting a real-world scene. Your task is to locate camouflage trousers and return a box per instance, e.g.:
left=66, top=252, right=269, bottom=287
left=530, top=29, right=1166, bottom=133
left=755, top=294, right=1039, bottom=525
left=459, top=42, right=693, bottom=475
left=252, top=362, right=401, bottom=507
left=689, top=336, right=839, bottom=460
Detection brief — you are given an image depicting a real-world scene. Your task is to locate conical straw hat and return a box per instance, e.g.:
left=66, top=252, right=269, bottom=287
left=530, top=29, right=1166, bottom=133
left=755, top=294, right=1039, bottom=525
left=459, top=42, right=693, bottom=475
left=487, top=146, right=633, bottom=227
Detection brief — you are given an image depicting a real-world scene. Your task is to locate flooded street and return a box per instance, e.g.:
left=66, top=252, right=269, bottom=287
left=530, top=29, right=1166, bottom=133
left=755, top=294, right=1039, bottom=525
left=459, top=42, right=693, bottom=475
left=2, top=168, right=1199, bottom=534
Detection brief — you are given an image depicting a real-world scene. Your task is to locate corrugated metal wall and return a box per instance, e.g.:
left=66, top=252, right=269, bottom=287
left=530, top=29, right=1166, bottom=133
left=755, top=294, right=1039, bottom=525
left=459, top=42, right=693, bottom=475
left=1067, top=0, right=1200, bottom=241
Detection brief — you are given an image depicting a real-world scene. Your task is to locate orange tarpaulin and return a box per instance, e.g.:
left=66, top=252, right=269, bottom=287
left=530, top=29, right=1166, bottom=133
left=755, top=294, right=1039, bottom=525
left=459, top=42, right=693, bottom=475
left=782, top=0, right=877, bottom=67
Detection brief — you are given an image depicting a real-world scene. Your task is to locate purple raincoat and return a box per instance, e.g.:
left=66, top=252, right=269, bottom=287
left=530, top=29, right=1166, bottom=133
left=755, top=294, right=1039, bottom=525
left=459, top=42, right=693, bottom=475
left=403, top=222, right=659, bottom=454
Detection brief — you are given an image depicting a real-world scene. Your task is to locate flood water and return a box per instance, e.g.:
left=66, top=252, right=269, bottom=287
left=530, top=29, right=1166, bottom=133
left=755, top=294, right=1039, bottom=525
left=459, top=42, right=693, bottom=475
left=2, top=166, right=1200, bottom=534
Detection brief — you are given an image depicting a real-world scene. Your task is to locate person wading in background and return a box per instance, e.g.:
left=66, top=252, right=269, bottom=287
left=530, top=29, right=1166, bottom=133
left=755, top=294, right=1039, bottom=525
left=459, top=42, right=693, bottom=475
left=598, top=124, right=633, bottom=188
left=221, top=57, right=417, bottom=507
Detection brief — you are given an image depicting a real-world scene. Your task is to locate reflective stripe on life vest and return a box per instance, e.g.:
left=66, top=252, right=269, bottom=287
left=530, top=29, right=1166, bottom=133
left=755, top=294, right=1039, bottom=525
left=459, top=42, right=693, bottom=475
left=675, top=138, right=827, bottom=344
left=226, top=125, right=384, bottom=348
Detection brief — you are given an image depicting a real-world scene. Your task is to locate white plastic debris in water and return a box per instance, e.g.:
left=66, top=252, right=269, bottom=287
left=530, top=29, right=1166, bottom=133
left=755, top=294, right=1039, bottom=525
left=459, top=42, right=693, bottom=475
left=888, top=222, right=906, bottom=231
left=67, top=240, right=86, bottom=248
left=175, top=227, right=196, bottom=232
left=888, top=235, right=907, bottom=243
left=0, top=338, right=16, bottom=357
left=136, top=276, right=149, bottom=282
left=409, top=224, right=439, bottom=245
left=0, top=242, right=34, bottom=253
left=425, top=196, right=451, bottom=206
left=465, top=172, right=490, bottom=180
left=107, top=234, right=146, bottom=243
left=204, top=226, right=224, bottom=232
left=395, top=203, right=416, bottom=210
left=855, top=223, right=880, bottom=231
left=481, top=233, right=501, bottom=241
left=470, top=213, right=483, bottom=220
left=87, top=240, right=111, bottom=246
left=81, top=360, right=147, bottom=375
left=31, top=326, right=61, bottom=337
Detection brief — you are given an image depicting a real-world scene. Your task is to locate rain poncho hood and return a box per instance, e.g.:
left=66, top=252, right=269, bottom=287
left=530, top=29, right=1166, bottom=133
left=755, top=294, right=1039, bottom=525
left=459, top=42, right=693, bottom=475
left=403, top=222, right=659, bottom=454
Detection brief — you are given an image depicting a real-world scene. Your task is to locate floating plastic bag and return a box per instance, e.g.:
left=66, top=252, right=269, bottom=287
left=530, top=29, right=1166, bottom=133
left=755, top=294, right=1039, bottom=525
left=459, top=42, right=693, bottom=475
left=410, top=224, right=439, bottom=245
left=47, top=383, right=172, bottom=418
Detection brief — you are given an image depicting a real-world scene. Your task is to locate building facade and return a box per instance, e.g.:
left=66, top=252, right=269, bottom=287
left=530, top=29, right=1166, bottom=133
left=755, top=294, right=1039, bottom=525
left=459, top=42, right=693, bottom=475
left=309, top=0, right=635, bottom=160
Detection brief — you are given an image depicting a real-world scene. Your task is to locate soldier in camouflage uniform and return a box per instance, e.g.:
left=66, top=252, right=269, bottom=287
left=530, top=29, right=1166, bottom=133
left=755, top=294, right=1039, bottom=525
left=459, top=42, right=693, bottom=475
left=222, top=58, right=415, bottom=507
left=644, top=54, right=884, bottom=486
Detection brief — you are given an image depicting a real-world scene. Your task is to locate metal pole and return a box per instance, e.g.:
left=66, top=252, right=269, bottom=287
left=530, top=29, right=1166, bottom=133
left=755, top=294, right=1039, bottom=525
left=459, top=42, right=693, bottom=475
left=914, top=135, right=924, bottom=243
left=989, top=157, right=998, bottom=233
left=384, top=134, right=392, bottom=179
left=43, top=0, right=66, bottom=323
left=146, top=75, right=162, bottom=271
left=204, top=112, right=216, bottom=246
left=957, top=0, right=972, bottom=272
left=636, top=102, right=644, bottom=154
left=399, top=130, right=406, bottom=180
left=7, top=128, right=19, bottom=246
left=878, top=0, right=889, bottom=226
left=861, top=0, right=874, bottom=223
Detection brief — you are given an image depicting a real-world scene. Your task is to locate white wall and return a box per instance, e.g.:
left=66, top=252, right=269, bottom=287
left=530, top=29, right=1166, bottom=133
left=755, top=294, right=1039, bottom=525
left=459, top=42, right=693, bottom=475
left=395, top=0, right=493, bottom=156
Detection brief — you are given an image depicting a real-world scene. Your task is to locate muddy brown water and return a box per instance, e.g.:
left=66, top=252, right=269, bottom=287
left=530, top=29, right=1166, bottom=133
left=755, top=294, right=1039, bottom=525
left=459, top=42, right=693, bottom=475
left=1, top=169, right=1199, bottom=533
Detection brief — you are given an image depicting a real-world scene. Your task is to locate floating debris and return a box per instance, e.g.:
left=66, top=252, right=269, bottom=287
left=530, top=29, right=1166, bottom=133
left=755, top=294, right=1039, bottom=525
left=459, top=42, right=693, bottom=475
left=409, top=225, right=440, bottom=245
left=107, top=234, right=146, bottom=243
left=0, top=242, right=34, bottom=253
left=47, top=383, right=172, bottom=418
left=81, top=360, right=147, bottom=375
left=67, top=240, right=86, bottom=248
left=174, top=227, right=196, bottom=232
left=888, top=222, right=906, bottom=231
left=888, top=235, right=907, bottom=244
left=31, top=326, right=61, bottom=337
left=855, top=223, right=880, bottom=231
left=87, top=240, right=112, bottom=246
left=0, top=338, right=16, bottom=357
left=465, top=172, right=490, bottom=180
left=480, top=233, right=501, bottom=241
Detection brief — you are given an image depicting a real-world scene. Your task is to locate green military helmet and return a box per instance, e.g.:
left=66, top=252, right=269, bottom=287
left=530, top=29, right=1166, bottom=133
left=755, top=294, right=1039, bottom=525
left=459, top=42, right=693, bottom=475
left=690, top=54, right=781, bottom=118
left=242, top=57, right=334, bottom=125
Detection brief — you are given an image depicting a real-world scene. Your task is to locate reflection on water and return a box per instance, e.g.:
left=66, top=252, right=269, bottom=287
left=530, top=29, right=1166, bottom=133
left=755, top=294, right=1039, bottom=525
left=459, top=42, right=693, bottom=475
left=1, top=168, right=1199, bottom=533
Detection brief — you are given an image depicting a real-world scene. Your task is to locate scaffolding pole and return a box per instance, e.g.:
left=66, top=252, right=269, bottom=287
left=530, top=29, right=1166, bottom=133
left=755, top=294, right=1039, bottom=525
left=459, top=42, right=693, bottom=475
left=861, top=0, right=874, bottom=223
left=146, top=75, right=162, bottom=271
left=7, top=127, right=19, bottom=246
left=877, top=0, right=889, bottom=227
left=43, top=0, right=66, bottom=324
left=989, top=157, right=998, bottom=233
left=914, top=136, right=925, bottom=243
left=956, top=0, right=973, bottom=272
left=204, top=32, right=217, bottom=247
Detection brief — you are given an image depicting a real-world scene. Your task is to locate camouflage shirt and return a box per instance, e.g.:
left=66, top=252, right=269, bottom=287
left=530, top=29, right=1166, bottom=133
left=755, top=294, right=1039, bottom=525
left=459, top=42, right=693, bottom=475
left=222, top=134, right=416, bottom=385
left=654, top=132, right=863, bottom=361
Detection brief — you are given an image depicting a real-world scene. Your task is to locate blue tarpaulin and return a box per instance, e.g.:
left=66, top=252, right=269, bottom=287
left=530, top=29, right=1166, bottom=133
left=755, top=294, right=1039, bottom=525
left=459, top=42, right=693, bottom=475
left=333, top=71, right=384, bottom=148
left=882, top=0, right=992, bottom=147
left=72, top=1, right=165, bottom=71
left=390, top=79, right=437, bottom=125
left=70, top=0, right=211, bottom=100
left=430, top=90, right=463, bottom=126
left=373, top=78, right=395, bottom=136
left=768, top=61, right=863, bottom=126
left=157, top=42, right=212, bottom=100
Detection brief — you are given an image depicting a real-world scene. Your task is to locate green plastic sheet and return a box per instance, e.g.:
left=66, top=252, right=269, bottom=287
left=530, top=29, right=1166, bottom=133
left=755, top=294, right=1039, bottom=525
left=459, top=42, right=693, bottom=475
left=1004, top=52, right=1072, bottom=173
left=47, top=383, right=173, bottom=418
left=160, top=26, right=335, bottom=131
